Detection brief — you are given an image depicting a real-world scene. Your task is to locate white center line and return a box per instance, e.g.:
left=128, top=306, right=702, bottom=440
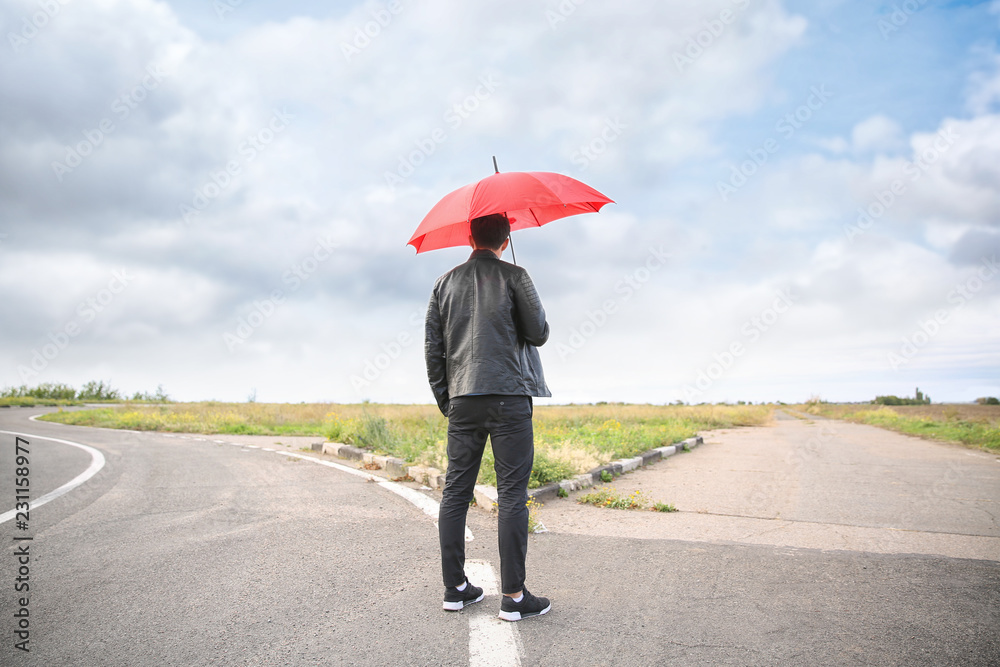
left=466, top=560, right=522, bottom=667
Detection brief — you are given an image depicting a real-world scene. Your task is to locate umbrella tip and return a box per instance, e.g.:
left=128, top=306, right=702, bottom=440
left=492, top=155, right=499, bottom=173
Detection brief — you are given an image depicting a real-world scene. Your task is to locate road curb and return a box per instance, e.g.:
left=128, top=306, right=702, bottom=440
left=523, top=436, right=703, bottom=503
left=321, top=442, right=447, bottom=488
left=321, top=435, right=704, bottom=509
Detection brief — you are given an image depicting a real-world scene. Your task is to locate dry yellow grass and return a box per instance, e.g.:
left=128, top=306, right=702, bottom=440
left=42, top=402, right=775, bottom=484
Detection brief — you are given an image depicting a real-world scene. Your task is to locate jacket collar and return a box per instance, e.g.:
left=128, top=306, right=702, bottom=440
left=469, top=248, right=500, bottom=260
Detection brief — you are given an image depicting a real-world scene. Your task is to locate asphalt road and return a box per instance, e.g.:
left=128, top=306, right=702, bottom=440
left=545, top=410, right=1000, bottom=561
left=2, top=407, right=999, bottom=666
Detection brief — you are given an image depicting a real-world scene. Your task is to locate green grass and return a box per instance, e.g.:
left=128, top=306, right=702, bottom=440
left=39, top=401, right=773, bottom=487
left=0, top=397, right=81, bottom=407
left=855, top=411, right=999, bottom=450
left=798, top=404, right=1000, bottom=451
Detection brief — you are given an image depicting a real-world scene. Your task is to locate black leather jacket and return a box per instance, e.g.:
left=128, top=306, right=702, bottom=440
left=425, top=249, right=551, bottom=415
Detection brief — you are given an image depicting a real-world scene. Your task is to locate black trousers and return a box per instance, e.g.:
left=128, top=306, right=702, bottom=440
left=439, top=394, right=534, bottom=595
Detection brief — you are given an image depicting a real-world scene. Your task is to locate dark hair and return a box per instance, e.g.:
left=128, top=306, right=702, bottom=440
left=470, top=213, right=510, bottom=250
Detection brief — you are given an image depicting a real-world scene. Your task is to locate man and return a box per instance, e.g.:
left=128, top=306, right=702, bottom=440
left=424, top=213, right=552, bottom=622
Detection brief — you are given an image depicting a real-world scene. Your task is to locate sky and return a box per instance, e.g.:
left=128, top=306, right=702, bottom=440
left=1, top=0, right=998, bottom=405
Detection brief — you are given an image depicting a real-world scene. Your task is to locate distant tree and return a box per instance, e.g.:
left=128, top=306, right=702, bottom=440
left=2, top=383, right=77, bottom=399
left=131, top=385, right=171, bottom=402
left=78, top=380, right=121, bottom=401
left=874, top=395, right=902, bottom=405
left=873, top=388, right=930, bottom=406
left=975, top=397, right=999, bottom=405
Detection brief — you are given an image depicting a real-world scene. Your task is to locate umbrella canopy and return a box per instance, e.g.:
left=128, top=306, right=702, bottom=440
left=407, top=170, right=614, bottom=253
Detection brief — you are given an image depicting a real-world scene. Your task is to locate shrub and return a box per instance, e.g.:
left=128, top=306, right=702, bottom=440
left=131, top=385, right=171, bottom=402
left=1, top=383, right=77, bottom=399
left=324, top=414, right=359, bottom=443
left=528, top=451, right=576, bottom=489
left=355, top=413, right=395, bottom=451
left=78, top=380, right=121, bottom=401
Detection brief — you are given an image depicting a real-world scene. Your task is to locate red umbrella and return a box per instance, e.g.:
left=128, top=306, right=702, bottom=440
left=407, top=158, right=614, bottom=254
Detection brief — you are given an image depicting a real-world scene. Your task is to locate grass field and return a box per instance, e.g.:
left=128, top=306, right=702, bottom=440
left=0, top=397, right=81, bottom=407
left=39, top=402, right=774, bottom=487
left=795, top=403, right=1000, bottom=451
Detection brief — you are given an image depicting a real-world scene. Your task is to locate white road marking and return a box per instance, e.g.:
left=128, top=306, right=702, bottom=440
left=273, top=450, right=474, bottom=542
left=466, top=559, right=522, bottom=667
left=269, top=454, right=510, bottom=665
left=5, top=420, right=512, bottom=665
left=0, top=430, right=106, bottom=525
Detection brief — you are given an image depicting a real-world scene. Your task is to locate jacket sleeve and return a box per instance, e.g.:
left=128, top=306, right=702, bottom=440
left=424, top=286, right=450, bottom=416
left=513, top=270, right=550, bottom=347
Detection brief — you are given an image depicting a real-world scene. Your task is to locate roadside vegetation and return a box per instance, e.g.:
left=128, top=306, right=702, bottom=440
left=0, top=381, right=170, bottom=407
left=40, top=401, right=773, bottom=488
left=574, top=486, right=678, bottom=512
left=577, top=487, right=650, bottom=510
left=796, top=401, right=1000, bottom=451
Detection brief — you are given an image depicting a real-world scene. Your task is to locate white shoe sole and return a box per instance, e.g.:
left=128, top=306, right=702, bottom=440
left=498, top=602, right=551, bottom=622
left=443, top=592, right=484, bottom=611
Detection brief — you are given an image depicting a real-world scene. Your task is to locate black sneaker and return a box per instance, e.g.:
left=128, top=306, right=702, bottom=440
left=443, top=578, right=484, bottom=611
left=498, top=587, right=551, bottom=622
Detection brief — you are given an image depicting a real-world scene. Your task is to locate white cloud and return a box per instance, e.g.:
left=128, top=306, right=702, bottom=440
left=851, top=114, right=905, bottom=154
left=1, top=0, right=997, bottom=403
